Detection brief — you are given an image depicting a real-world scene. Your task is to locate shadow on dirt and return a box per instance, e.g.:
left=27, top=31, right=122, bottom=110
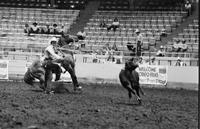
left=115, top=102, right=141, bottom=106
left=30, top=88, right=82, bottom=95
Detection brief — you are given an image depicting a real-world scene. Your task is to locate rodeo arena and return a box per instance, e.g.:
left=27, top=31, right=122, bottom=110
left=0, top=0, right=199, bottom=128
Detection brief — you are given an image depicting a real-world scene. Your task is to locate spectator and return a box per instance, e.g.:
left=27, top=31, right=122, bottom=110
left=107, top=17, right=120, bottom=32
left=160, top=28, right=167, bottom=37
left=156, top=45, right=165, bottom=57
left=135, top=29, right=143, bottom=56
left=30, top=22, right=39, bottom=34
left=185, top=0, right=192, bottom=16
left=138, top=57, right=145, bottom=65
left=51, top=24, right=59, bottom=35
left=59, top=25, right=65, bottom=35
left=24, top=23, right=31, bottom=36
left=150, top=57, right=158, bottom=65
left=99, top=19, right=107, bottom=28
left=41, top=24, right=51, bottom=34
left=179, top=39, right=188, bottom=52
left=175, top=57, right=187, bottom=66
left=77, top=30, right=86, bottom=40
left=172, top=39, right=181, bottom=52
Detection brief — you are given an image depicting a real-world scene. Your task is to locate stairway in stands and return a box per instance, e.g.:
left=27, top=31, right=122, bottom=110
left=160, top=3, right=199, bottom=46
left=69, top=0, right=100, bottom=35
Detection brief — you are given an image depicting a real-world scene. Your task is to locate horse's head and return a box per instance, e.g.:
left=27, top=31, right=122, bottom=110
left=58, top=34, right=79, bottom=47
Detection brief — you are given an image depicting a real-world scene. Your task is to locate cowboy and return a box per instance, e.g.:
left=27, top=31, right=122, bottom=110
left=43, top=37, right=63, bottom=62
left=135, top=29, right=143, bottom=56
left=42, top=37, right=82, bottom=90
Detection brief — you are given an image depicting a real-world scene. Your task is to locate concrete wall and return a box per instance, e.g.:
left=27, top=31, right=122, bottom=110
left=75, top=62, right=199, bottom=90
left=4, top=59, right=199, bottom=90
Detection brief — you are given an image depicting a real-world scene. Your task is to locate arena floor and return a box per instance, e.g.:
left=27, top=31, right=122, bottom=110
left=0, top=81, right=198, bottom=129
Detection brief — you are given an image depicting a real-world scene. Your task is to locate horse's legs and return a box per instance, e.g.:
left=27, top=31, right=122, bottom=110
left=63, top=64, right=80, bottom=90
left=44, top=70, right=53, bottom=93
left=139, top=86, right=145, bottom=96
left=132, top=84, right=142, bottom=104
left=54, top=65, right=62, bottom=81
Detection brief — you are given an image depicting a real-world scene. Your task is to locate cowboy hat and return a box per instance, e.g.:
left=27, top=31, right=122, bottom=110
left=135, top=29, right=140, bottom=33
left=49, top=37, right=58, bottom=44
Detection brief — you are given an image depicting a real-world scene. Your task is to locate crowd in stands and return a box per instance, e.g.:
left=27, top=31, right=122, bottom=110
left=172, top=39, right=188, bottom=52
left=24, top=22, right=65, bottom=36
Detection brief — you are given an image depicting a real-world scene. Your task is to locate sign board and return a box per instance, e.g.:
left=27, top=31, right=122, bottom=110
left=136, top=65, right=168, bottom=85
left=0, top=60, right=9, bottom=79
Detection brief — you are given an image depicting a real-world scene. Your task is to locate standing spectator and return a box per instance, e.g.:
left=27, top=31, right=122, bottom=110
left=30, top=22, right=40, bottom=34
left=185, top=0, right=192, bottom=16
left=175, top=57, right=187, bottom=66
left=41, top=24, right=51, bottom=34
left=24, top=23, right=31, bottom=36
left=156, top=45, right=165, bottom=57
left=107, top=17, right=120, bottom=32
left=77, top=30, right=86, bottom=40
left=135, top=29, right=143, bottom=56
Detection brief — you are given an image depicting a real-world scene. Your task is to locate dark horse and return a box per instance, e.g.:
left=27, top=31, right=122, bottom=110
left=57, top=33, right=79, bottom=48
left=119, top=58, right=144, bottom=104
left=24, top=49, right=81, bottom=93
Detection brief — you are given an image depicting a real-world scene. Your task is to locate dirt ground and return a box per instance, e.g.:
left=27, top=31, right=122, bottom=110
left=0, top=81, right=198, bottom=129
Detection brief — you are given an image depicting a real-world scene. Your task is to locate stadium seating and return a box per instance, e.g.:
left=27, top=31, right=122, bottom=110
left=132, top=0, right=184, bottom=11
left=0, top=0, right=88, bottom=10
left=98, top=0, right=130, bottom=11
left=0, top=7, right=80, bottom=51
left=83, top=10, right=187, bottom=55
left=167, top=19, right=199, bottom=58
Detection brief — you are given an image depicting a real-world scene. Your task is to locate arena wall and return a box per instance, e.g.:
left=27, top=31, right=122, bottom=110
left=75, top=63, right=199, bottom=90
left=1, top=59, right=198, bottom=90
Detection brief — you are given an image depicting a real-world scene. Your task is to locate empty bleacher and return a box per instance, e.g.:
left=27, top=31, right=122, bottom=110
left=82, top=10, right=187, bottom=53
left=0, top=0, right=88, bottom=10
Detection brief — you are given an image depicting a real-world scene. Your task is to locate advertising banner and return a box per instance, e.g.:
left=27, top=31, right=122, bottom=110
left=136, top=65, right=168, bottom=85
left=0, top=60, right=9, bottom=79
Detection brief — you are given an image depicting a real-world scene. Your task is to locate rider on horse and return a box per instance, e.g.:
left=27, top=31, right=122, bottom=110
left=119, top=57, right=144, bottom=104
left=42, top=37, right=82, bottom=91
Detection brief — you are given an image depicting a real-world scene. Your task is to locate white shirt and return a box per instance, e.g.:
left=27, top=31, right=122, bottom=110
left=31, top=25, right=38, bottom=31
left=185, top=3, right=191, bottom=9
left=112, top=21, right=119, bottom=26
left=136, top=33, right=143, bottom=42
left=44, top=45, right=62, bottom=60
left=77, top=31, right=86, bottom=37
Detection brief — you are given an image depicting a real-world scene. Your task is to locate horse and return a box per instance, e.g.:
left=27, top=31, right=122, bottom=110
left=119, top=58, right=145, bottom=104
left=57, top=33, right=79, bottom=48
left=24, top=49, right=81, bottom=93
